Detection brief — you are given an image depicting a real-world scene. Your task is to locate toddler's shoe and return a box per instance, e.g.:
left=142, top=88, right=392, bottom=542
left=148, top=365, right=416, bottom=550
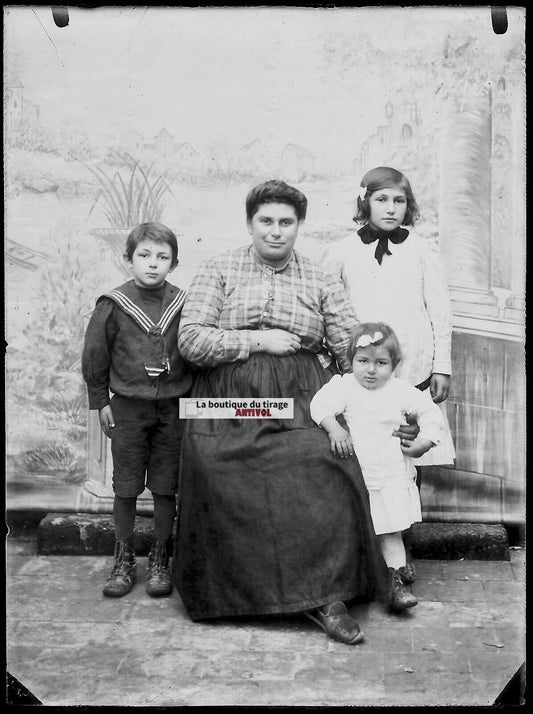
left=388, top=567, right=418, bottom=612
left=103, top=539, right=136, bottom=597
left=146, top=538, right=173, bottom=597
left=398, top=549, right=416, bottom=584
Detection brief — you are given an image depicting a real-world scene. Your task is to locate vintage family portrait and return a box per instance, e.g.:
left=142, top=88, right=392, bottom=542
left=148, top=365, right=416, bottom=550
left=5, top=5, right=525, bottom=707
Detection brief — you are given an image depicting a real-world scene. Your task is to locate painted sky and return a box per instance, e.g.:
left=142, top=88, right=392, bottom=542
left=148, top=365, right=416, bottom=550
left=4, top=6, right=525, bottom=170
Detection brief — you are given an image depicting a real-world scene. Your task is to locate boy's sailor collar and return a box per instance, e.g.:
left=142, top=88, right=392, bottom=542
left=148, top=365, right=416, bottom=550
left=102, top=280, right=186, bottom=335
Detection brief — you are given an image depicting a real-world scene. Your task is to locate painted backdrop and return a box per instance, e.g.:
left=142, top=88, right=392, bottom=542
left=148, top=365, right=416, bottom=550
left=4, top=6, right=526, bottom=524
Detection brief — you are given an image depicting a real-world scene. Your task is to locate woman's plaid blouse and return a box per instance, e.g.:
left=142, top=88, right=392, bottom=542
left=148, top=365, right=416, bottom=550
left=178, top=245, right=358, bottom=371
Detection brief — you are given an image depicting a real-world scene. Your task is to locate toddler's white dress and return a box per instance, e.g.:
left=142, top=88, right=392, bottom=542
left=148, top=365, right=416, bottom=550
left=311, top=374, right=445, bottom=534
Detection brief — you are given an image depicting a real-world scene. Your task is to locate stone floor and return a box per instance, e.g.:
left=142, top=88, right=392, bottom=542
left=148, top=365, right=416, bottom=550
left=6, top=537, right=525, bottom=707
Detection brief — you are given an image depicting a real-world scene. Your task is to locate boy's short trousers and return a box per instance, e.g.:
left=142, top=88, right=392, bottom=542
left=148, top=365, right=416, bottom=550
left=110, top=394, right=184, bottom=498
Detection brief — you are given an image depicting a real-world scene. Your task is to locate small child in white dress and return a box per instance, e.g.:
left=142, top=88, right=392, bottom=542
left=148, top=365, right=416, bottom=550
left=310, top=322, right=445, bottom=613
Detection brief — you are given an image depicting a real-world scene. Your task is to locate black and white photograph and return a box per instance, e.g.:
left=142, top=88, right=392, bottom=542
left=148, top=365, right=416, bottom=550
left=5, top=5, right=525, bottom=707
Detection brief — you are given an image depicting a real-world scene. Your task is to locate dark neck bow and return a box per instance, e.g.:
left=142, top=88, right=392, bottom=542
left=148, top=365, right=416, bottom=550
left=357, top=224, right=409, bottom=265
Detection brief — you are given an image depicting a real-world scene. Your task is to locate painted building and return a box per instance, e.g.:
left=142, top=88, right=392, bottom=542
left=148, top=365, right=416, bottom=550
left=280, top=143, right=316, bottom=181
left=142, top=130, right=204, bottom=174
left=153, top=127, right=175, bottom=159
left=5, top=80, right=40, bottom=129
left=121, top=129, right=146, bottom=158
left=174, top=141, right=204, bottom=174
left=237, top=139, right=273, bottom=176
left=356, top=100, right=422, bottom=176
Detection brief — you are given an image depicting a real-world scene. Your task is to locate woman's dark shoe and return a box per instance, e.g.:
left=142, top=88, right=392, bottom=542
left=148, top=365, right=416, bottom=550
left=305, top=601, right=364, bottom=645
left=388, top=567, right=418, bottom=612
left=103, top=539, right=136, bottom=597
left=146, top=539, right=173, bottom=597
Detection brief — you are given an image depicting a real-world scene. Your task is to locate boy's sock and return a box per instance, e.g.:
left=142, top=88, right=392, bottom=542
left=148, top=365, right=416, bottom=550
left=152, top=493, right=177, bottom=540
left=113, top=495, right=137, bottom=540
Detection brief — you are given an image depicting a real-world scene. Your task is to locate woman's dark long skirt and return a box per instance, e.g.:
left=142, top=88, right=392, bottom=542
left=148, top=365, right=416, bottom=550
left=173, top=351, right=387, bottom=620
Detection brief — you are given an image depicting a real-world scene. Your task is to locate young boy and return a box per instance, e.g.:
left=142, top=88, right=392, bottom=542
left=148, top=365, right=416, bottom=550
left=82, top=222, right=192, bottom=598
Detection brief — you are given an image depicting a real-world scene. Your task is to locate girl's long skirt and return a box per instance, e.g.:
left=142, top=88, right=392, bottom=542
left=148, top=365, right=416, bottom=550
left=173, top=352, right=387, bottom=620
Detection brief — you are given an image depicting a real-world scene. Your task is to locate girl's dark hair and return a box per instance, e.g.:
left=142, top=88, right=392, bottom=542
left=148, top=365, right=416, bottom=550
left=246, top=180, right=308, bottom=221
left=353, top=166, right=420, bottom=226
left=347, top=321, right=402, bottom=369
left=124, top=222, right=179, bottom=267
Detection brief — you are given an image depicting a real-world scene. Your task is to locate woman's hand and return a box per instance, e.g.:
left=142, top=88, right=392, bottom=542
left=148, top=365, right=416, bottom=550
left=250, top=329, right=301, bottom=356
left=430, top=373, right=450, bottom=403
left=392, top=412, right=420, bottom=447
left=99, top=405, right=115, bottom=439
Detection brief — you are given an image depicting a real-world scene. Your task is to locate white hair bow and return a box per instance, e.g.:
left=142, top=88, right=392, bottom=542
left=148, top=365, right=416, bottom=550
left=358, top=186, right=367, bottom=201
left=356, top=331, right=383, bottom=348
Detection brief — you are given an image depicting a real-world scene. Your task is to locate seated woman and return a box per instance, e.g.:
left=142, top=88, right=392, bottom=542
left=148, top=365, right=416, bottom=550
left=173, top=180, right=415, bottom=645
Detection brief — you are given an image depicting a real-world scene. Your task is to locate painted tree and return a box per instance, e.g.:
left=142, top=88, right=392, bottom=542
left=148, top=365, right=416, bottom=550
left=7, top=221, right=106, bottom=481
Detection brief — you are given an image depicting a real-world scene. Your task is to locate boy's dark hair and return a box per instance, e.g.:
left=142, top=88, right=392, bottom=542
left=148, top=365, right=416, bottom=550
left=124, top=223, right=179, bottom=267
left=354, top=166, right=420, bottom=227
left=245, top=180, right=308, bottom=222
left=347, top=321, right=402, bottom=369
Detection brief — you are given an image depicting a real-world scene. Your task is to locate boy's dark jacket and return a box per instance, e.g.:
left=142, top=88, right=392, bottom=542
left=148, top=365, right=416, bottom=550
left=82, top=280, right=192, bottom=410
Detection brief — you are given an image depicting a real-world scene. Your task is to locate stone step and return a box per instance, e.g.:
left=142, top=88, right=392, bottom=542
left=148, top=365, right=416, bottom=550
left=14, top=512, right=511, bottom=560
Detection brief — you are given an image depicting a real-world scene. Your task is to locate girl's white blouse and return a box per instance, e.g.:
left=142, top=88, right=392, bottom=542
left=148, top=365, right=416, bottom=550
left=322, top=231, right=452, bottom=386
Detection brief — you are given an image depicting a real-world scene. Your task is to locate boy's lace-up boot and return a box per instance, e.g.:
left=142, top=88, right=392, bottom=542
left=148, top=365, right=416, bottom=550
left=102, top=539, right=136, bottom=597
left=146, top=538, right=173, bottom=597
left=388, top=567, right=418, bottom=612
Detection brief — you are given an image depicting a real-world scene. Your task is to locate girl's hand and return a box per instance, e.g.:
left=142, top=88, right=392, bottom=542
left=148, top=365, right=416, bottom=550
left=325, top=423, right=354, bottom=458
left=251, top=329, right=301, bottom=356
left=99, top=405, right=115, bottom=439
left=430, top=373, right=450, bottom=403
left=401, top=437, right=435, bottom=458
left=392, top=412, right=420, bottom=447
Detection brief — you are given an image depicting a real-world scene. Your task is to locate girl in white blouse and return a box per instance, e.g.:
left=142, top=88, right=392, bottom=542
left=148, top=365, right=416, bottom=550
left=322, top=167, right=455, bottom=468
left=310, top=322, right=445, bottom=612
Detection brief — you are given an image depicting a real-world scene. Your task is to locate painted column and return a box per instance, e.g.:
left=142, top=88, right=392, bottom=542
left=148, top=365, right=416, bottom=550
left=504, top=83, right=526, bottom=321
left=439, top=84, right=499, bottom=316
left=79, top=418, right=154, bottom=515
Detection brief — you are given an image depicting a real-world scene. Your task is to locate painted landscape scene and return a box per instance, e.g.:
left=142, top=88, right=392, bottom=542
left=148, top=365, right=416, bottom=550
left=4, top=6, right=525, bottom=522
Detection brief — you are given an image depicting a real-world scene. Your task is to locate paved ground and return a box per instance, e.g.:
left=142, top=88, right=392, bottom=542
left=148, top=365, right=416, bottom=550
left=6, top=536, right=525, bottom=707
